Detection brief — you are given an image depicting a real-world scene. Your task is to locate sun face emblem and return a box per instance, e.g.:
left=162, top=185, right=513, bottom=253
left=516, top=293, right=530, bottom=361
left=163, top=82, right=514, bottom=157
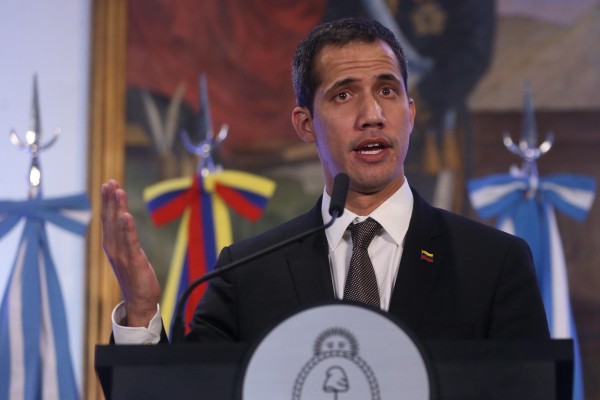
left=314, top=328, right=359, bottom=356
left=293, top=327, right=380, bottom=400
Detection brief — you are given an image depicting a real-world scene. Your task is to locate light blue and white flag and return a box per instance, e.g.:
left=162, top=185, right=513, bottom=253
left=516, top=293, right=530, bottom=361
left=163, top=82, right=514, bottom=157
left=469, top=169, right=595, bottom=400
left=0, top=193, right=90, bottom=400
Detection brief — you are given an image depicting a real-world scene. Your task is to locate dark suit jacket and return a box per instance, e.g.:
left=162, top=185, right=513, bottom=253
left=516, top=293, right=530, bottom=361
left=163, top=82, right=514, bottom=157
left=185, top=188, right=549, bottom=344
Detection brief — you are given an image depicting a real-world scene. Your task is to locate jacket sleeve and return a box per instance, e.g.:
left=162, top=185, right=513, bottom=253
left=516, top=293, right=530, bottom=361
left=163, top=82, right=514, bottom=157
left=488, top=237, right=550, bottom=339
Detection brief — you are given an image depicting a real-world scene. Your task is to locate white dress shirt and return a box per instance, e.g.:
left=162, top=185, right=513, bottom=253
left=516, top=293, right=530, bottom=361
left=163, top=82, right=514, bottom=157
left=321, top=179, right=413, bottom=311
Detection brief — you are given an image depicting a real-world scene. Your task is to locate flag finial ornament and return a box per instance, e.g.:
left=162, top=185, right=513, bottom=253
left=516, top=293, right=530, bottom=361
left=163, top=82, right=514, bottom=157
left=180, top=73, right=229, bottom=177
left=9, top=74, right=62, bottom=199
left=502, top=84, right=554, bottom=179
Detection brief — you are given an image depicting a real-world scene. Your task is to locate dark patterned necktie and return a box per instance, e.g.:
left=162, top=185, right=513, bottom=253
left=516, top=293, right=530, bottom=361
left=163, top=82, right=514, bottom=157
left=343, top=217, right=381, bottom=308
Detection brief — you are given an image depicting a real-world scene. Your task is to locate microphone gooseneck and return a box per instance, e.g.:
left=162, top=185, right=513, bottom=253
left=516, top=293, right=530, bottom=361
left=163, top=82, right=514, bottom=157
left=170, top=173, right=350, bottom=343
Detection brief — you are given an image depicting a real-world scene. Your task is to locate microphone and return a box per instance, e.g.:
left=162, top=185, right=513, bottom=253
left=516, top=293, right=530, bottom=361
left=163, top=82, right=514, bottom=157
left=328, top=173, right=349, bottom=218
left=170, top=173, right=350, bottom=343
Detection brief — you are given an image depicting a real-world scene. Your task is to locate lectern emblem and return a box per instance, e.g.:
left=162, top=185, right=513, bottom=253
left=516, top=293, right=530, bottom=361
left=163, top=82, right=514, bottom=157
left=292, top=327, right=380, bottom=400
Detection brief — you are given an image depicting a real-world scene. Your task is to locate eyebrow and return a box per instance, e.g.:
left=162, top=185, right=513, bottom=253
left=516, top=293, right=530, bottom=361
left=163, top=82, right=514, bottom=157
left=377, top=73, right=401, bottom=84
left=325, top=77, right=357, bottom=95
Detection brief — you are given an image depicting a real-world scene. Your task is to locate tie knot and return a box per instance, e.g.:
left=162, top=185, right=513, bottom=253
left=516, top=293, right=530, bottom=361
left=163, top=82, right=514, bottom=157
left=349, top=217, right=381, bottom=249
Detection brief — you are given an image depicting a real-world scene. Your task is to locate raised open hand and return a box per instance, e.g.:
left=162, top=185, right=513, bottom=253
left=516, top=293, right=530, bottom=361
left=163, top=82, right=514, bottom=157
left=101, top=180, right=161, bottom=327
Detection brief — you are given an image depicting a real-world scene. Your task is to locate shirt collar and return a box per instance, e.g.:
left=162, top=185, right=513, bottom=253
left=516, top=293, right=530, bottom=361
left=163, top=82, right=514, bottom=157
left=321, top=178, right=414, bottom=250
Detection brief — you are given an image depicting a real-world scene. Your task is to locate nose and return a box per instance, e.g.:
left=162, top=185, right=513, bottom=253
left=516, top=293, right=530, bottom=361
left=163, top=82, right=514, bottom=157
left=357, top=95, right=385, bottom=129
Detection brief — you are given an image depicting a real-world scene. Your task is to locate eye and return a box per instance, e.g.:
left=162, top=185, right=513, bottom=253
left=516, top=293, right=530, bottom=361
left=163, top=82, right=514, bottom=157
left=335, top=91, right=350, bottom=101
left=379, top=86, right=396, bottom=97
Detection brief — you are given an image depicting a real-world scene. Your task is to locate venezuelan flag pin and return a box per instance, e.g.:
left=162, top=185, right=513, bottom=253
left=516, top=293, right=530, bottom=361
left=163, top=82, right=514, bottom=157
left=420, top=249, right=434, bottom=263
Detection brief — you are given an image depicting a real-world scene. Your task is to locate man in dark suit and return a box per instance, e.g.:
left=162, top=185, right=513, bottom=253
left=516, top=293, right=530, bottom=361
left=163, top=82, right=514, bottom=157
left=102, top=18, right=548, bottom=345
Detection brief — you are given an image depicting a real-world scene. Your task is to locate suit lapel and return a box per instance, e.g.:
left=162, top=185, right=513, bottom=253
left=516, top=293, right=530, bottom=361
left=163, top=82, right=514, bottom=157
left=287, top=201, right=335, bottom=306
left=389, top=188, right=447, bottom=331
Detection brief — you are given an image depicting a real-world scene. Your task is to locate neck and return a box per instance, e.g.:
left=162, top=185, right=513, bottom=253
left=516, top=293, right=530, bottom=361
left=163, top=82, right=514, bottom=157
left=344, top=179, right=403, bottom=216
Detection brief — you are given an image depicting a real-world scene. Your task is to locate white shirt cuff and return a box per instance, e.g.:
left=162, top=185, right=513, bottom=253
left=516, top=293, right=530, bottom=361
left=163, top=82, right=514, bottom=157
left=111, top=301, right=162, bottom=345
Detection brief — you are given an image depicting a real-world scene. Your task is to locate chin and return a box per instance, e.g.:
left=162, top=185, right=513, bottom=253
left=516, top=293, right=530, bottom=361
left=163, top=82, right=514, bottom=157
left=350, top=180, right=388, bottom=194
left=350, top=172, right=403, bottom=194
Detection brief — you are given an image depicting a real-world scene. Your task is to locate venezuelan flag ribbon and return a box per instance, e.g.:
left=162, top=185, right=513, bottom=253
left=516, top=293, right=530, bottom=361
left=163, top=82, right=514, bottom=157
left=144, top=170, right=275, bottom=334
left=468, top=172, right=595, bottom=400
left=0, top=193, right=90, bottom=400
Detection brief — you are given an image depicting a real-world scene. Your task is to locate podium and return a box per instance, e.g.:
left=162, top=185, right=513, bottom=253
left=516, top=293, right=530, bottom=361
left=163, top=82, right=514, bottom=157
left=96, top=340, right=572, bottom=400
left=96, top=305, right=573, bottom=399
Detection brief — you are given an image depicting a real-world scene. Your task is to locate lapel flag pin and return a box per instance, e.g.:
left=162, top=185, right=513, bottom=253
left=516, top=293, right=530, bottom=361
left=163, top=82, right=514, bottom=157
left=420, top=249, right=434, bottom=263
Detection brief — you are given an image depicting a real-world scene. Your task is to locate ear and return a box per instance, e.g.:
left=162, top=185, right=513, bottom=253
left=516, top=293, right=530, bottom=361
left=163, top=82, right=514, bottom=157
left=407, top=97, right=416, bottom=132
left=292, top=106, right=316, bottom=143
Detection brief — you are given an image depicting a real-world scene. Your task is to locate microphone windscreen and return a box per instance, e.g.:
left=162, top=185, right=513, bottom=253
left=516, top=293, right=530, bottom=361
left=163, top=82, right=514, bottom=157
left=329, top=173, right=349, bottom=217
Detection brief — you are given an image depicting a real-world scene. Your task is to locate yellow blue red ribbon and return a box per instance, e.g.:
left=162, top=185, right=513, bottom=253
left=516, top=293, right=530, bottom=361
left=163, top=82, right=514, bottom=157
left=144, top=170, right=275, bottom=333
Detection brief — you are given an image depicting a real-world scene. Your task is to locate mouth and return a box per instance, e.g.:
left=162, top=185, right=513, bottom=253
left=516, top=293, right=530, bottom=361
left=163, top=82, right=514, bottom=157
left=353, top=139, right=389, bottom=155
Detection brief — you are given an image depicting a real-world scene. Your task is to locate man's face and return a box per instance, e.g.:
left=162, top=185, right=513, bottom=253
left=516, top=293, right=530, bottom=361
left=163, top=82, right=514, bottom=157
left=293, top=40, right=415, bottom=198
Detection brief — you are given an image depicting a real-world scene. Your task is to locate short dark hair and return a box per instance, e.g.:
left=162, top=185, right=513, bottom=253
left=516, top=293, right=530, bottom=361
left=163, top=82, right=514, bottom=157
left=292, top=18, right=408, bottom=114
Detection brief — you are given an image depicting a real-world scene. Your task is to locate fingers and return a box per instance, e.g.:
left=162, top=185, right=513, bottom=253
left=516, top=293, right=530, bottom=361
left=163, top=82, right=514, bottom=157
left=114, top=188, right=146, bottom=267
left=101, top=181, right=120, bottom=284
left=101, top=179, right=120, bottom=247
left=101, top=180, right=136, bottom=274
left=100, top=180, right=161, bottom=327
left=119, top=205, right=143, bottom=267
left=101, top=182, right=118, bottom=256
